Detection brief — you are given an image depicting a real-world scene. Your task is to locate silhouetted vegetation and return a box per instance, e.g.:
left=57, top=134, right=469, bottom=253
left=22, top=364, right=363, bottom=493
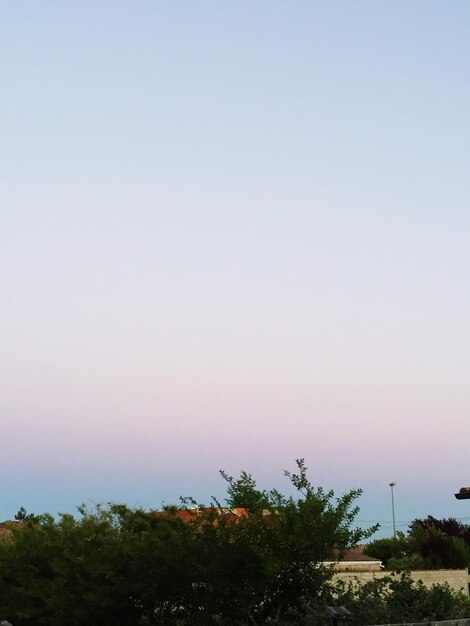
left=2, top=469, right=470, bottom=625
left=365, top=516, right=470, bottom=570
left=0, top=460, right=375, bottom=626
left=316, top=572, right=470, bottom=625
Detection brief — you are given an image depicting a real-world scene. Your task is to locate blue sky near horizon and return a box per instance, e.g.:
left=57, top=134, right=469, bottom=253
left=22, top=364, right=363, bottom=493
left=1, top=1, right=470, bottom=537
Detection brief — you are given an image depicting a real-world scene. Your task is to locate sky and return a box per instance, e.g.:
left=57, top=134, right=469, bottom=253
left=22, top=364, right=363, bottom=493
left=1, top=1, right=470, bottom=538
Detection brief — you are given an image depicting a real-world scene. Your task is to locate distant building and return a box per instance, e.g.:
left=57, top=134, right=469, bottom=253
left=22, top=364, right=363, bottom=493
left=325, top=545, right=383, bottom=572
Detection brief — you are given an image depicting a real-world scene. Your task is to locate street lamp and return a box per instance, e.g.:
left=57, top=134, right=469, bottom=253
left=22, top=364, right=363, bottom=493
left=455, top=487, right=470, bottom=500
left=389, top=481, right=397, bottom=540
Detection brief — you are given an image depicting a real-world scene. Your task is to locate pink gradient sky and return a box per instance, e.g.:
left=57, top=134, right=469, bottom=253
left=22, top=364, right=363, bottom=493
left=1, top=1, right=470, bottom=537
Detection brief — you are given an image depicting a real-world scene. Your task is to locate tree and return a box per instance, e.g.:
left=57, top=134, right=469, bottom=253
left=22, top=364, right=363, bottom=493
left=186, top=459, right=378, bottom=625
left=364, top=535, right=407, bottom=567
left=365, top=516, right=470, bottom=570
left=410, top=516, right=470, bottom=544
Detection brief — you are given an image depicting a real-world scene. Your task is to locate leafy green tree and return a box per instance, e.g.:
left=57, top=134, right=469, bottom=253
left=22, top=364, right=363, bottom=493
left=219, top=469, right=273, bottom=511
left=366, top=516, right=470, bottom=571
left=410, top=516, right=470, bottom=545
left=364, top=534, right=408, bottom=567
left=408, top=521, right=470, bottom=569
left=190, top=460, right=378, bottom=624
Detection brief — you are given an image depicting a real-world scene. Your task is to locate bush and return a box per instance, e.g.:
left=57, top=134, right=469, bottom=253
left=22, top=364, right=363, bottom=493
left=307, top=572, right=470, bottom=625
left=0, top=460, right=376, bottom=626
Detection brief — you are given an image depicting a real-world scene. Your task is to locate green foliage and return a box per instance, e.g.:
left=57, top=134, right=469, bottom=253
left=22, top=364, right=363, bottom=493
left=366, top=516, right=470, bottom=570
left=0, top=460, right=375, bottom=626
left=387, top=552, right=427, bottom=571
left=410, top=516, right=470, bottom=544
left=447, top=536, right=470, bottom=568
left=364, top=534, right=407, bottom=567
left=14, top=507, right=37, bottom=522
left=406, top=521, right=470, bottom=569
left=312, top=572, right=470, bottom=625
left=219, top=469, right=272, bottom=511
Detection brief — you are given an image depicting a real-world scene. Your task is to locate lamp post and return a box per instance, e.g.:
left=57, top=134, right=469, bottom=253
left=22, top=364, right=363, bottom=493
left=389, top=481, right=397, bottom=540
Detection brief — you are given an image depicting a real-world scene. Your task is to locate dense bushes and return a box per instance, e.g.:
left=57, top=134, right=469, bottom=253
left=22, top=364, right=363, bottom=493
left=0, top=460, right=374, bottom=626
left=2, top=468, right=469, bottom=625
left=314, top=573, right=470, bottom=625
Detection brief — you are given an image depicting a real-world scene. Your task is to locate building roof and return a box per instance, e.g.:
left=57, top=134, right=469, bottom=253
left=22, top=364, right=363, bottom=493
left=155, top=507, right=272, bottom=525
left=341, top=546, right=382, bottom=563
left=326, top=545, right=382, bottom=564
